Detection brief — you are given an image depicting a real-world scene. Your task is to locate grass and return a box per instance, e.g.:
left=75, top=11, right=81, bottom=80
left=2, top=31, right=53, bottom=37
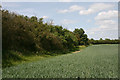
left=2, top=46, right=81, bottom=68
left=2, top=44, right=118, bottom=78
left=2, top=51, right=57, bottom=68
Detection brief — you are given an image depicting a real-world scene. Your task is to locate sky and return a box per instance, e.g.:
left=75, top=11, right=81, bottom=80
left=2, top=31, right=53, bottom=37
left=2, top=2, right=118, bottom=40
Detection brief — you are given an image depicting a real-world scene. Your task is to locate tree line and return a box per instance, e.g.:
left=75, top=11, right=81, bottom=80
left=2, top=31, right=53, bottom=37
left=2, top=9, right=89, bottom=56
left=89, top=38, right=119, bottom=44
left=2, top=9, right=120, bottom=55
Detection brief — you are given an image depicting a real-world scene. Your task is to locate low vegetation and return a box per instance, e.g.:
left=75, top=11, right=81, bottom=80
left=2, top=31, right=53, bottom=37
left=2, top=44, right=118, bottom=78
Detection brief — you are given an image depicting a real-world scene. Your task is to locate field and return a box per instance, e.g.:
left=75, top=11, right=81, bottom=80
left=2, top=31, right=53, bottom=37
left=2, top=44, right=118, bottom=78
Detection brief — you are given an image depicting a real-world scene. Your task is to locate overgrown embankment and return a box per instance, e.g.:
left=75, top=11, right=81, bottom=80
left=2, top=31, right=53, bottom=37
left=2, top=9, right=89, bottom=68
left=2, top=47, right=80, bottom=68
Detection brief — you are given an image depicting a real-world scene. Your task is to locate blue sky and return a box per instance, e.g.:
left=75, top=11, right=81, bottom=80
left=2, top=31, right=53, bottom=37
left=2, top=2, right=118, bottom=39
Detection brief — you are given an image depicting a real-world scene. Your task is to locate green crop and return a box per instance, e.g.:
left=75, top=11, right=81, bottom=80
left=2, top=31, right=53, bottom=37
left=2, top=44, right=118, bottom=78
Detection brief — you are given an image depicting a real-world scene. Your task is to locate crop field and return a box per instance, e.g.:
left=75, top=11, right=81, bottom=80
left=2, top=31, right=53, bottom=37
left=2, top=44, right=118, bottom=78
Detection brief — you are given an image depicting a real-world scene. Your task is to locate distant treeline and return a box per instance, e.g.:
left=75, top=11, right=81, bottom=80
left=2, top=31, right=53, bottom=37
left=2, top=9, right=89, bottom=55
left=89, top=38, right=119, bottom=44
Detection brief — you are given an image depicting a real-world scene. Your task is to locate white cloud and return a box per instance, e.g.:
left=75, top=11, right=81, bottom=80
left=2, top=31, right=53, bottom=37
left=79, top=3, right=114, bottom=15
left=96, top=20, right=116, bottom=26
left=58, top=5, right=84, bottom=13
left=94, top=10, right=118, bottom=30
left=87, top=10, right=118, bottom=39
left=79, top=9, right=94, bottom=15
left=61, top=19, right=77, bottom=24
left=58, top=3, right=114, bottom=15
left=95, top=10, right=118, bottom=20
left=87, top=22, right=118, bottom=39
left=69, top=5, right=84, bottom=12
left=42, top=16, right=49, bottom=19
left=92, top=20, right=117, bottom=31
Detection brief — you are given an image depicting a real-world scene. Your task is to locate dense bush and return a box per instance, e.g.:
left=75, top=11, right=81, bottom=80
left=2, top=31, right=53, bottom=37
left=2, top=9, right=89, bottom=56
left=73, top=28, right=89, bottom=46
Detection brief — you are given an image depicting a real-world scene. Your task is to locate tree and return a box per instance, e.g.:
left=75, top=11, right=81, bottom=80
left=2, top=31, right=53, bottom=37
left=39, top=18, right=43, bottom=24
left=2, top=9, right=90, bottom=56
left=73, top=28, right=89, bottom=45
left=30, top=16, right=38, bottom=22
left=100, top=38, right=103, bottom=41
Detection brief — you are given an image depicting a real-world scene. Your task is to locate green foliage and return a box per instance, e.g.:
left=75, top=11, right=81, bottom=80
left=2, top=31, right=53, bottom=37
left=89, top=38, right=119, bottom=44
left=2, top=10, right=36, bottom=52
left=2, top=9, right=89, bottom=53
left=2, top=9, right=90, bottom=67
left=2, top=50, right=24, bottom=67
left=73, top=28, right=89, bottom=45
left=40, top=32, right=64, bottom=51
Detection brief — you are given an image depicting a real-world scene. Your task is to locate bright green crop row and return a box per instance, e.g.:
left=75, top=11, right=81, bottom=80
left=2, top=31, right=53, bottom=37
left=2, top=44, right=118, bottom=78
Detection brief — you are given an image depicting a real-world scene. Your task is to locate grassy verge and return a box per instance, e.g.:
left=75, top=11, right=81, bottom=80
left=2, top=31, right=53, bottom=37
left=79, top=45, right=86, bottom=50
left=2, top=51, right=55, bottom=68
left=2, top=46, right=87, bottom=68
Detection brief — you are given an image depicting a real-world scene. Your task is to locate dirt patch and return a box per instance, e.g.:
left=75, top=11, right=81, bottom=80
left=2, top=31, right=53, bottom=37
left=72, top=50, right=81, bottom=53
